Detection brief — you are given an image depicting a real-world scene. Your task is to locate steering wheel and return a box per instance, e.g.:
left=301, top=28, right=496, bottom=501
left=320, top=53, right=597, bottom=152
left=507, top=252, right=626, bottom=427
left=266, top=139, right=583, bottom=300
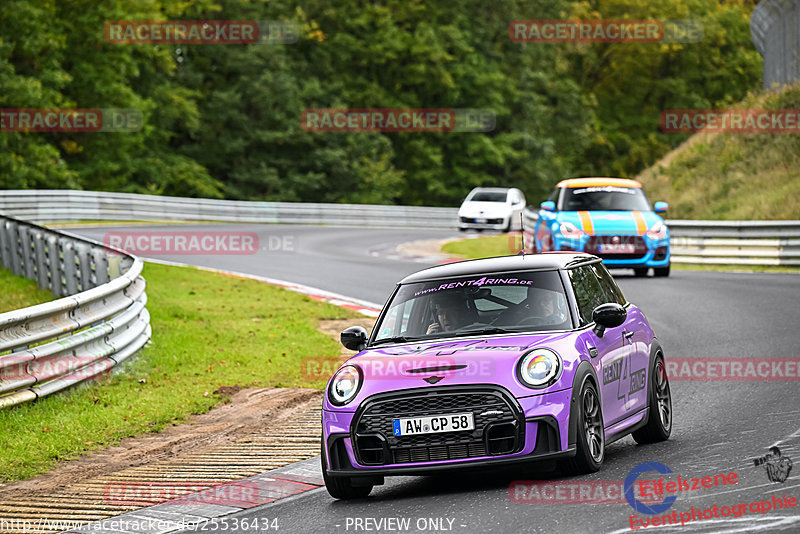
left=518, top=315, right=548, bottom=326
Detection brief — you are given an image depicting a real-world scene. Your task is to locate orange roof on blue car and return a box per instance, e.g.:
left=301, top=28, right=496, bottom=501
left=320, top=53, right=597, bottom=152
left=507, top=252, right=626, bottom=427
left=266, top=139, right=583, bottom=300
left=556, top=177, right=642, bottom=188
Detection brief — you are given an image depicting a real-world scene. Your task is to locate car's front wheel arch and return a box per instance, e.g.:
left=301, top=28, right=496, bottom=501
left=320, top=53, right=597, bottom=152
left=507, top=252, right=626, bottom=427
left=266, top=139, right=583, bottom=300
left=567, top=360, right=601, bottom=450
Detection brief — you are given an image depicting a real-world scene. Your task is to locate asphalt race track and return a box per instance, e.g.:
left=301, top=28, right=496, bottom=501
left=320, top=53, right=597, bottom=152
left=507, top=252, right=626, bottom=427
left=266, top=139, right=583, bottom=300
left=72, top=224, right=800, bottom=534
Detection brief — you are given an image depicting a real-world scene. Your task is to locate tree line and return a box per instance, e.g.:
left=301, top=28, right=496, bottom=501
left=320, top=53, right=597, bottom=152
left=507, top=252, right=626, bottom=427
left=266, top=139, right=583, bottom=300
left=0, top=0, right=762, bottom=206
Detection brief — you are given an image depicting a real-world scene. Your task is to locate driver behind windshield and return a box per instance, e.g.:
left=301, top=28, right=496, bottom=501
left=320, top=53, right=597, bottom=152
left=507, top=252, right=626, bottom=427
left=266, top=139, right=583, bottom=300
left=495, top=287, right=568, bottom=327
left=426, top=292, right=475, bottom=334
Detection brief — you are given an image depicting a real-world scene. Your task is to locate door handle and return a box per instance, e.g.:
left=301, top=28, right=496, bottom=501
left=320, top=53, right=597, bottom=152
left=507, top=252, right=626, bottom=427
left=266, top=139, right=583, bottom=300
left=623, top=331, right=634, bottom=339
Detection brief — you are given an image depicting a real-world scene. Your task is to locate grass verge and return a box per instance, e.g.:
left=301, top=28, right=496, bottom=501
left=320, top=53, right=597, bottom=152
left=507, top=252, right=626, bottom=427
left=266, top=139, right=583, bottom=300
left=442, top=234, right=517, bottom=260
left=0, top=262, right=359, bottom=482
left=0, top=268, right=55, bottom=313
left=441, top=235, right=799, bottom=274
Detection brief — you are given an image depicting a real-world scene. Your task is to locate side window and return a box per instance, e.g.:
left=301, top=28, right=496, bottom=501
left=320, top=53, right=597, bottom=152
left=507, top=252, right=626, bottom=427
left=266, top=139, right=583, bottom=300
left=591, top=263, right=626, bottom=305
left=375, top=299, right=418, bottom=339
left=568, top=266, right=607, bottom=325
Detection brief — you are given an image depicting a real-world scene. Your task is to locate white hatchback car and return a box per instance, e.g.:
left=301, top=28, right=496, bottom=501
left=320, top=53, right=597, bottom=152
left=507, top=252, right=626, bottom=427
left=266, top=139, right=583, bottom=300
left=457, top=187, right=526, bottom=232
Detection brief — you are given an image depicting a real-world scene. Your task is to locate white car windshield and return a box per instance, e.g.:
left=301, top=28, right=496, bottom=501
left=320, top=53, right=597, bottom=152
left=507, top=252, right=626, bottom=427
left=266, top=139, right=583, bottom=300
left=469, top=191, right=508, bottom=202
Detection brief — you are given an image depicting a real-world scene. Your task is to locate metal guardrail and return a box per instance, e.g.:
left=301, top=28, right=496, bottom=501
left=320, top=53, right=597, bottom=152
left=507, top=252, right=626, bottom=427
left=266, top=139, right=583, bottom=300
left=0, top=190, right=797, bottom=267
left=0, top=214, right=151, bottom=408
left=0, top=190, right=457, bottom=228
left=522, top=209, right=800, bottom=266
left=751, top=0, right=800, bottom=89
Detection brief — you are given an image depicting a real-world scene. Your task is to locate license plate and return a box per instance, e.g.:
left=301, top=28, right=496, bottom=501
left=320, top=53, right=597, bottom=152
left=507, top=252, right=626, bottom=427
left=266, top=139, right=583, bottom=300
left=599, top=243, right=635, bottom=254
left=476, top=218, right=487, bottom=224
left=393, top=412, right=474, bottom=436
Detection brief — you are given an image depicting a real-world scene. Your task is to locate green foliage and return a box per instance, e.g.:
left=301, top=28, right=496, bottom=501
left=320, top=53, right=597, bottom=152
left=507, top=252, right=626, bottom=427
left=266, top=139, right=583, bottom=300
left=0, top=0, right=764, bottom=209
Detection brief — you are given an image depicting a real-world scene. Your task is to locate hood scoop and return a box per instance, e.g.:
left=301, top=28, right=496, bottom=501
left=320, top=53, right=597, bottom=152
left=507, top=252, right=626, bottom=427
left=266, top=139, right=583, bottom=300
left=406, top=365, right=467, bottom=374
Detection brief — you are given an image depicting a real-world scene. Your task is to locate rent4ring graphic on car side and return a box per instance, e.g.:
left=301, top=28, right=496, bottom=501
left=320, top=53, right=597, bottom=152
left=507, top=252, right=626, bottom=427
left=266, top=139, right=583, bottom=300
left=321, top=253, right=673, bottom=499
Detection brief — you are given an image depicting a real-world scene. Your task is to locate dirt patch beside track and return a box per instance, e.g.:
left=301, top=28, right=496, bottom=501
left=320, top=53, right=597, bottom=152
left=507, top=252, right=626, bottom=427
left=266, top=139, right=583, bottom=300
left=0, top=387, right=320, bottom=503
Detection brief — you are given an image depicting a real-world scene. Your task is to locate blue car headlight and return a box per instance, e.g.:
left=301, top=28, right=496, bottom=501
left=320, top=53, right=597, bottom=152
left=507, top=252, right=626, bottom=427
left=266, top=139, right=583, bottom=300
left=517, top=348, right=562, bottom=389
left=558, top=222, right=585, bottom=240
left=645, top=221, right=668, bottom=241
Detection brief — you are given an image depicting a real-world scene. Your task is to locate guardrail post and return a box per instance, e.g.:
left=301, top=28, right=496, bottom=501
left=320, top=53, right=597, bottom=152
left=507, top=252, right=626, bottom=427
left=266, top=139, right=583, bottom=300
left=62, top=239, right=79, bottom=295
left=19, top=226, right=36, bottom=280
left=92, top=247, right=110, bottom=285
left=75, top=243, right=92, bottom=291
left=0, top=220, right=11, bottom=270
left=45, top=233, right=59, bottom=294
left=7, top=221, right=23, bottom=276
left=32, top=229, right=49, bottom=290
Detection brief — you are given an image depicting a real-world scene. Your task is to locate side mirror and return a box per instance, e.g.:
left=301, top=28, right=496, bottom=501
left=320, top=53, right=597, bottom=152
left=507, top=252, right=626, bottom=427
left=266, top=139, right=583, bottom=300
left=654, top=201, right=669, bottom=213
left=592, top=303, right=627, bottom=338
left=341, top=326, right=368, bottom=351
left=540, top=201, right=556, bottom=211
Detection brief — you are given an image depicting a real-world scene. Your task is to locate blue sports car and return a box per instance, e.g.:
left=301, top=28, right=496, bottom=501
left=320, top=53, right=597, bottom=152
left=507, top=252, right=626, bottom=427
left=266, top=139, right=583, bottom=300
left=533, top=178, right=671, bottom=277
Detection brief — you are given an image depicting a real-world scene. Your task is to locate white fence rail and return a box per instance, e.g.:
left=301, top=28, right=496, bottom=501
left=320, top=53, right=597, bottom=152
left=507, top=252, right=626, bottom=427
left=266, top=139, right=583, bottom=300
left=1, top=190, right=798, bottom=266
left=0, top=190, right=456, bottom=228
left=0, top=214, right=151, bottom=408
left=521, top=209, right=799, bottom=267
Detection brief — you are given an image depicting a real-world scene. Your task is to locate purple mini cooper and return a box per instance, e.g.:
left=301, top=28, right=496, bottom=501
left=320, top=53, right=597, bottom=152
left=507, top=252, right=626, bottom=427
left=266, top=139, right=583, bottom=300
left=321, top=253, right=672, bottom=499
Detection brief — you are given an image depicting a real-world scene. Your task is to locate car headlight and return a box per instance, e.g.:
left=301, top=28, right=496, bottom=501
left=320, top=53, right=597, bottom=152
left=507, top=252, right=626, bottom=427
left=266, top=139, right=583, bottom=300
left=559, top=222, right=585, bottom=239
left=518, top=349, right=561, bottom=388
left=645, top=221, right=668, bottom=240
left=328, top=365, right=363, bottom=406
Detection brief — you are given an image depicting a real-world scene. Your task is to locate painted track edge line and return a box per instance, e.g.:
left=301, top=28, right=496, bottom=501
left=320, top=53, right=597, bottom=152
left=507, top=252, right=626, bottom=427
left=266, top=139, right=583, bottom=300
left=143, top=257, right=382, bottom=317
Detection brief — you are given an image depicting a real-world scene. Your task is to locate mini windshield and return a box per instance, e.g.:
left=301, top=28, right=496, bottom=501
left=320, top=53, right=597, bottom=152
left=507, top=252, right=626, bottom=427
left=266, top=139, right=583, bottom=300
left=372, top=271, right=571, bottom=345
left=561, top=186, right=652, bottom=211
left=469, top=191, right=508, bottom=202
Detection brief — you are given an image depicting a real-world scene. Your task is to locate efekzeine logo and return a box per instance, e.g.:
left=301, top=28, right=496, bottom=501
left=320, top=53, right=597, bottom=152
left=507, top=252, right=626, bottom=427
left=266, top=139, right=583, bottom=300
left=625, top=462, right=678, bottom=515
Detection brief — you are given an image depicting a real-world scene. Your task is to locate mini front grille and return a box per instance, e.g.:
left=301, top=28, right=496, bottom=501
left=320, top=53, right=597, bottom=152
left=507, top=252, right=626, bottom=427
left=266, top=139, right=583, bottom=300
left=353, top=387, right=523, bottom=465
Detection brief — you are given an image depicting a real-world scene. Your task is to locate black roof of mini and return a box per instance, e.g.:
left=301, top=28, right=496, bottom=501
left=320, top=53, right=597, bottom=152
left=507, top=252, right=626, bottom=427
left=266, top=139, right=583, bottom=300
left=399, top=253, right=598, bottom=284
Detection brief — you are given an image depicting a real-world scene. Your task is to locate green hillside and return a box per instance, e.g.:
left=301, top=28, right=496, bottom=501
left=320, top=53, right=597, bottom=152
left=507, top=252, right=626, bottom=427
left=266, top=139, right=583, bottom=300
left=636, top=83, right=800, bottom=220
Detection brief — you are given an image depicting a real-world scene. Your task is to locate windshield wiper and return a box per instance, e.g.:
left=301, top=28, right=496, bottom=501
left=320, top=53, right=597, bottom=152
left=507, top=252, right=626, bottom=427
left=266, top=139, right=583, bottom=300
left=456, top=327, right=518, bottom=336
left=371, top=336, right=418, bottom=346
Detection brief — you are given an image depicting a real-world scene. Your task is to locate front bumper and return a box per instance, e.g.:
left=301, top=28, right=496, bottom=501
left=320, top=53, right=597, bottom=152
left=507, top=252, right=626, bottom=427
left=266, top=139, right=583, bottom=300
left=553, top=235, right=670, bottom=267
left=323, top=385, right=573, bottom=478
left=458, top=216, right=508, bottom=231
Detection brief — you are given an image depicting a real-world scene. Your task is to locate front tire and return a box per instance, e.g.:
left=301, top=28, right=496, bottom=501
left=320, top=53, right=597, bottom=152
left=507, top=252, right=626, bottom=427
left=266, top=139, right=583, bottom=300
left=632, top=352, right=672, bottom=444
left=653, top=265, right=670, bottom=277
left=633, top=268, right=648, bottom=277
left=561, top=381, right=604, bottom=474
left=321, top=442, right=373, bottom=500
